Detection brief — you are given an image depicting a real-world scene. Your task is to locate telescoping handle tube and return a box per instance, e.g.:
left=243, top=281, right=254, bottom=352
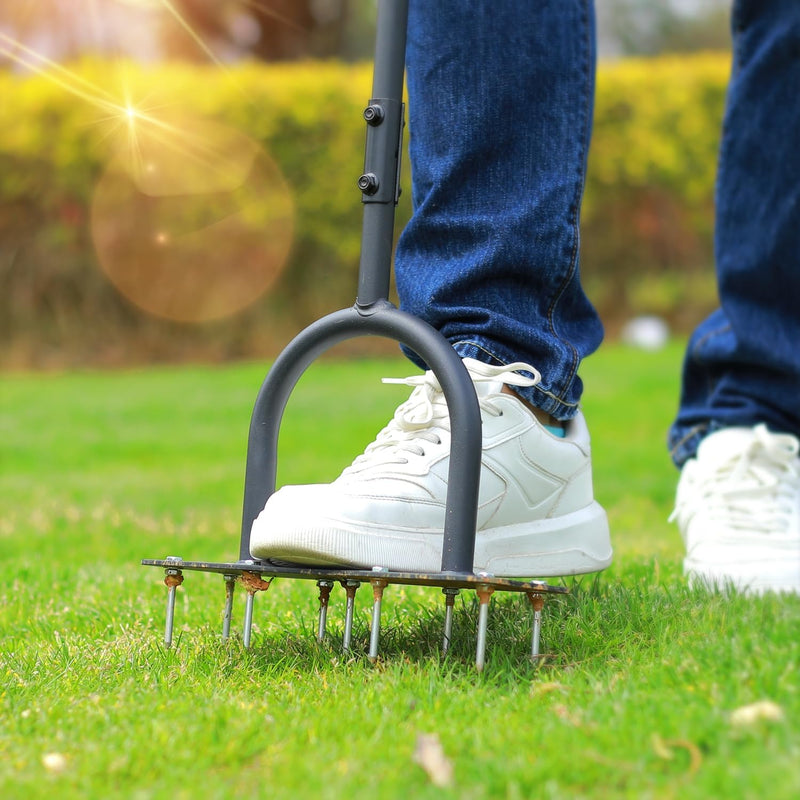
left=356, top=0, right=408, bottom=308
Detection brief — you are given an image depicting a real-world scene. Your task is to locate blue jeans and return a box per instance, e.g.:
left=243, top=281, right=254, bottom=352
left=396, top=0, right=800, bottom=464
left=397, top=0, right=601, bottom=420
left=668, top=0, right=800, bottom=465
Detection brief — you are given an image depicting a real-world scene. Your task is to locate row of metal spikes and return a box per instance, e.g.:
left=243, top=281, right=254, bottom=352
left=162, top=564, right=548, bottom=671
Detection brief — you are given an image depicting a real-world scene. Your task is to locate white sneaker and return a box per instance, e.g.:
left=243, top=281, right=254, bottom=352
left=250, top=358, right=612, bottom=577
left=671, top=424, right=800, bottom=594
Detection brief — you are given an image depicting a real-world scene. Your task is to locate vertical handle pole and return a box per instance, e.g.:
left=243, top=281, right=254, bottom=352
left=356, top=0, right=409, bottom=307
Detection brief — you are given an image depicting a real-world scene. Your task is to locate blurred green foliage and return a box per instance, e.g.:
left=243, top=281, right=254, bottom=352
left=0, top=53, right=729, bottom=368
left=583, top=52, right=728, bottom=332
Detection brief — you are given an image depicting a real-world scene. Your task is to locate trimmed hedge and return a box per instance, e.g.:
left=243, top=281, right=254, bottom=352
left=0, top=54, right=729, bottom=367
left=584, top=53, right=728, bottom=331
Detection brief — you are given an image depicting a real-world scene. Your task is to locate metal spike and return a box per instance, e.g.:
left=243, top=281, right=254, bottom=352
left=242, top=590, right=255, bottom=649
left=368, top=576, right=388, bottom=662
left=475, top=584, right=494, bottom=671
left=342, top=581, right=360, bottom=652
left=528, top=593, right=545, bottom=659
left=316, top=581, right=333, bottom=642
left=221, top=573, right=236, bottom=641
left=163, top=556, right=183, bottom=648
left=442, top=588, right=459, bottom=655
left=239, top=571, right=273, bottom=650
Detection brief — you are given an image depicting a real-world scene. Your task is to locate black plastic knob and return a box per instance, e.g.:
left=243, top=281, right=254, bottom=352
left=363, top=105, right=385, bottom=126
left=358, top=173, right=380, bottom=195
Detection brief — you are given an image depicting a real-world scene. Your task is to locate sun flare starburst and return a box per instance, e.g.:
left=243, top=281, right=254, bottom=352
left=2, top=2, right=297, bottom=323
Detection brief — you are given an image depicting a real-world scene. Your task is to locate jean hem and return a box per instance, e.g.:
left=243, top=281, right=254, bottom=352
left=451, top=340, right=580, bottom=420
left=668, top=423, right=712, bottom=468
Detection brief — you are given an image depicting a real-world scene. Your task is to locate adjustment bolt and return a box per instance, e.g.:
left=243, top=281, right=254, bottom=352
left=363, top=104, right=384, bottom=125
left=358, top=173, right=380, bottom=195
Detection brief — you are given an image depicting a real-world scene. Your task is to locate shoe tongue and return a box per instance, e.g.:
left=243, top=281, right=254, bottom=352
left=421, top=365, right=505, bottom=402
left=461, top=358, right=539, bottom=399
left=472, top=378, right=506, bottom=399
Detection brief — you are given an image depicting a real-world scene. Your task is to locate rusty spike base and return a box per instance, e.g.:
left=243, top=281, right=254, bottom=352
left=162, top=559, right=184, bottom=648
left=145, top=558, right=566, bottom=668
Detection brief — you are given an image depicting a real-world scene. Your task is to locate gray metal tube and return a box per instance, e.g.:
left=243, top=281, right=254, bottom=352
left=356, top=0, right=409, bottom=306
left=529, top=593, right=545, bottom=660
left=368, top=581, right=386, bottom=662
left=442, top=588, right=458, bottom=655
left=163, top=557, right=182, bottom=648
left=243, top=592, right=255, bottom=649
left=317, top=581, right=333, bottom=643
left=475, top=601, right=490, bottom=672
left=343, top=581, right=359, bottom=651
left=222, top=574, right=236, bottom=641
left=164, top=585, right=177, bottom=648
left=371, top=0, right=408, bottom=100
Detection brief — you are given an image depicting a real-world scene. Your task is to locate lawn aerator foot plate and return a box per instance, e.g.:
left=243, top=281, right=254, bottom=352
left=142, top=557, right=567, bottom=670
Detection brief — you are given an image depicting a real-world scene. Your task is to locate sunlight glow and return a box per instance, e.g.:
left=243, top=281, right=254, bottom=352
left=159, top=0, right=227, bottom=68
left=0, top=31, right=127, bottom=117
left=3, top=4, right=297, bottom=323
left=236, top=0, right=307, bottom=34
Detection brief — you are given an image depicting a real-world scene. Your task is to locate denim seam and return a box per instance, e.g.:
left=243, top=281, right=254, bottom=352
left=453, top=339, right=579, bottom=410
left=530, top=386, right=580, bottom=410
left=544, top=0, right=592, bottom=398
left=669, top=422, right=709, bottom=464
left=692, top=322, right=732, bottom=410
left=452, top=340, right=506, bottom=366
left=691, top=322, right=732, bottom=357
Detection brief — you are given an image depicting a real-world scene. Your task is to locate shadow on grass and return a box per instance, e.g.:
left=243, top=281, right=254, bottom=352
left=190, top=563, right=799, bottom=682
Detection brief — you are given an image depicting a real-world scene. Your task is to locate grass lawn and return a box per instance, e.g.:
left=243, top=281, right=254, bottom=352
left=1, top=343, right=798, bottom=799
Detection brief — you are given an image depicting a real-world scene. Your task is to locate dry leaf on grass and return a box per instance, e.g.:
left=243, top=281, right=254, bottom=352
left=651, top=734, right=702, bottom=774
left=730, top=700, right=785, bottom=727
left=413, top=733, right=454, bottom=788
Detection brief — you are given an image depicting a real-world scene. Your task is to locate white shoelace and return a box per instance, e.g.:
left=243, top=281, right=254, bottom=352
left=342, top=360, right=541, bottom=472
left=671, top=424, right=800, bottom=534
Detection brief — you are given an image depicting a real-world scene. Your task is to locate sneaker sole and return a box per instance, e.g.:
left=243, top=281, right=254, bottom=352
left=685, top=557, right=800, bottom=595
left=251, top=501, right=612, bottom=578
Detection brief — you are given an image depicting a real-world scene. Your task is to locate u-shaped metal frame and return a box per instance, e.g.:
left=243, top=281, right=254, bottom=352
left=238, top=299, right=483, bottom=575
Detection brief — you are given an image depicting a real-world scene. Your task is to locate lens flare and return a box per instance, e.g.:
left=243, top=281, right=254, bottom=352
left=91, top=113, right=294, bottom=322
left=0, top=31, right=128, bottom=116
left=2, top=16, right=297, bottom=324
